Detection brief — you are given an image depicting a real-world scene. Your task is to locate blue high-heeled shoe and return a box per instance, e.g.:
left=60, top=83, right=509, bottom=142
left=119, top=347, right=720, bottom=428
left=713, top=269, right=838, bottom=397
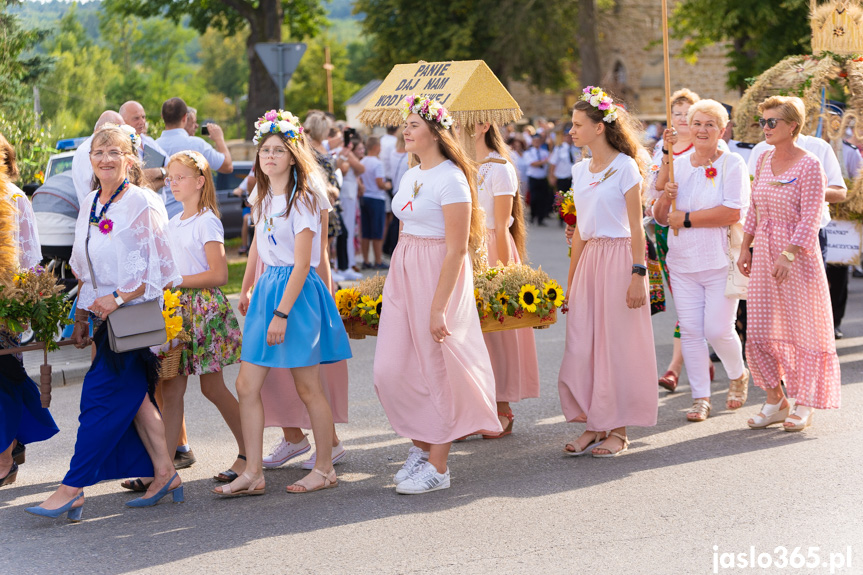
left=25, top=492, right=85, bottom=522
left=126, top=472, right=184, bottom=507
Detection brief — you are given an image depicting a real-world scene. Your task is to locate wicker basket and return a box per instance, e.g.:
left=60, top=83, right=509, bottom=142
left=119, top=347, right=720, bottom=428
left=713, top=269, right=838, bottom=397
left=343, top=309, right=557, bottom=339
left=344, top=318, right=379, bottom=340
left=158, top=343, right=184, bottom=380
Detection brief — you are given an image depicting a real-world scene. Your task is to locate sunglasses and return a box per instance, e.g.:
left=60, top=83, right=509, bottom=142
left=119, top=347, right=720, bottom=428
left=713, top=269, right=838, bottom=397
left=758, top=118, right=785, bottom=129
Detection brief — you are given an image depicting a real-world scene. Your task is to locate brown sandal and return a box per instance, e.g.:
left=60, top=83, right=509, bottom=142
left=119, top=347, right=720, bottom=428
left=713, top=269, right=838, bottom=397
left=687, top=398, right=711, bottom=422
left=658, top=370, right=679, bottom=392
left=482, top=412, right=514, bottom=439
left=286, top=468, right=338, bottom=494
left=726, top=368, right=750, bottom=410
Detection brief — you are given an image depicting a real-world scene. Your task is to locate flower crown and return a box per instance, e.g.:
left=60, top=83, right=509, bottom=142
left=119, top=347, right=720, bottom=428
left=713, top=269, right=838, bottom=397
left=580, top=86, right=619, bottom=124
left=181, top=150, right=207, bottom=172
left=254, top=109, right=304, bottom=145
left=102, top=123, right=142, bottom=152
left=402, top=95, right=454, bottom=130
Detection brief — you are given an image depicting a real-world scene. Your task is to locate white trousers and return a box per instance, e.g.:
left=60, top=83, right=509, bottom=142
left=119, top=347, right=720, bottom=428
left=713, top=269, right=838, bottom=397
left=670, top=266, right=745, bottom=399
left=341, top=196, right=358, bottom=269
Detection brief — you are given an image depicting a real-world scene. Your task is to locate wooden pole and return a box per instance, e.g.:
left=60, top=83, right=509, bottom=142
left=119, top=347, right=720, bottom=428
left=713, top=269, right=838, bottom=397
left=660, top=0, right=678, bottom=235
left=324, top=46, right=335, bottom=114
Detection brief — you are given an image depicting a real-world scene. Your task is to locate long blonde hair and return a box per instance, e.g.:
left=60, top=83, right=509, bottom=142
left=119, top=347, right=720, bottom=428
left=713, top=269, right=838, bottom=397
left=483, top=123, right=528, bottom=262
left=252, top=133, right=319, bottom=222
left=0, top=171, right=16, bottom=280
left=167, top=151, right=220, bottom=217
left=417, top=121, right=485, bottom=262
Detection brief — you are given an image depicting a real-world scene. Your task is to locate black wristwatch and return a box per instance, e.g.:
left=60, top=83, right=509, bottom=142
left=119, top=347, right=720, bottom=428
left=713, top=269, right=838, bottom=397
left=273, top=309, right=288, bottom=319
left=631, top=264, right=647, bottom=277
left=683, top=212, right=692, bottom=228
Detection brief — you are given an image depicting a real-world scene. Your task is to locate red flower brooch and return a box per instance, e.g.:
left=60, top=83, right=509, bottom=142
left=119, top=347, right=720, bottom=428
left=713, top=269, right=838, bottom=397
left=705, top=166, right=717, bottom=180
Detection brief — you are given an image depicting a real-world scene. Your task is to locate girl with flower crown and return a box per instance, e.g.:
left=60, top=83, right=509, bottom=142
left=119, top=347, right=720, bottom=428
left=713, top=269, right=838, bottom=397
left=0, top=133, right=58, bottom=489
left=653, top=100, right=750, bottom=422
left=27, top=124, right=184, bottom=522
left=213, top=111, right=352, bottom=497
left=374, top=95, right=501, bottom=494
left=558, top=88, right=657, bottom=458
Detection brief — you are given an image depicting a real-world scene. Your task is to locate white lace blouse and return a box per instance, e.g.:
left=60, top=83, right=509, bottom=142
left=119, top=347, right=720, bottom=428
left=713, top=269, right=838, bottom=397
left=70, top=184, right=181, bottom=311
left=6, top=183, right=42, bottom=269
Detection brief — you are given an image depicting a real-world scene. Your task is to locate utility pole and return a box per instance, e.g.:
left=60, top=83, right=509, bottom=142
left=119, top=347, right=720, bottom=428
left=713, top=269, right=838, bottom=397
left=324, top=46, right=335, bottom=114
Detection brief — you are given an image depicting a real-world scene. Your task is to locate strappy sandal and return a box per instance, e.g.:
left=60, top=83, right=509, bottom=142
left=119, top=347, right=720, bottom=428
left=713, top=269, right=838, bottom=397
left=748, top=399, right=790, bottom=429
left=658, top=370, right=679, bottom=392
left=687, top=398, right=711, bottom=422
left=564, top=431, right=607, bottom=456
left=120, top=478, right=153, bottom=492
left=783, top=405, right=814, bottom=432
left=214, top=454, right=247, bottom=483
left=212, top=472, right=266, bottom=497
left=482, top=412, right=514, bottom=439
left=591, top=432, right=630, bottom=458
left=286, top=468, right=338, bottom=494
left=726, top=368, right=750, bottom=410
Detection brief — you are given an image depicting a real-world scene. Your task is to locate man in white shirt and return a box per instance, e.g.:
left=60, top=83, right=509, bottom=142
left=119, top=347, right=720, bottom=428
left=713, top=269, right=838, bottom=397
left=71, top=110, right=125, bottom=206
left=184, top=107, right=199, bottom=137
left=119, top=100, right=176, bottom=216
left=525, top=134, right=551, bottom=225
left=156, top=97, right=233, bottom=176
left=380, top=126, right=398, bottom=181
left=748, top=133, right=847, bottom=338
left=359, top=136, right=391, bottom=269
left=548, top=130, right=579, bottom=225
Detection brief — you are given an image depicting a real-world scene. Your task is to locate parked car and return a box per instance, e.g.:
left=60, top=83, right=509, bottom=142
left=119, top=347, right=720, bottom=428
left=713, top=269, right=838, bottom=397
left=45, top=151, right=76, bottom=180
left=214, top=160, right=253, bottom=239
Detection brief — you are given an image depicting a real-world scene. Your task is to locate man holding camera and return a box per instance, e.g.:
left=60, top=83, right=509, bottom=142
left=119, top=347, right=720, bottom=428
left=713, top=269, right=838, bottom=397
left=156, top=97, right=234, bottom=177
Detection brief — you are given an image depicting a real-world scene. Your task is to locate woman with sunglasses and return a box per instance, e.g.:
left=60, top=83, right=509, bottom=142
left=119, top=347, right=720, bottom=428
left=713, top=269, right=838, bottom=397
left=738, top=96, right=840, bottom=432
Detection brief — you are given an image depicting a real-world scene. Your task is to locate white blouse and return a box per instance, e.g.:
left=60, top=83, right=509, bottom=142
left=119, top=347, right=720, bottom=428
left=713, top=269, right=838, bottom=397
left=71, top=185, right=182, bottom=311
left=477, top=152, right=517, bottom=230
left=6, top=183, right=42, bottom=269
left=251, top=188, right=322, bottom=268
left=664, top=152, right=751, bottom=274
left=168, top=208, right=224, bottom=276
left=572, top=153, right=643, bottom=240
left=392, top=160, right=471, bottom=238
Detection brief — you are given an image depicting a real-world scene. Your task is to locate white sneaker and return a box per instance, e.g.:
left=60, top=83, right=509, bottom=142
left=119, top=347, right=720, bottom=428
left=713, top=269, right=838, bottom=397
left=395, top=461, right=450, bottom=494
left=262, top=436, right=311, bottom=468
left=301, top=441, right=347, bottom=470
left=340, top=269, right=363, bottom=280
left=393, top=446, right=429, bottom=484
left=331, top=270, right=346, bottom=282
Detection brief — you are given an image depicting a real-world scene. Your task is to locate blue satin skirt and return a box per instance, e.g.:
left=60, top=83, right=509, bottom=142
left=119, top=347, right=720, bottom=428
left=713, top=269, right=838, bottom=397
left=0, top=355, right=59, bottom=451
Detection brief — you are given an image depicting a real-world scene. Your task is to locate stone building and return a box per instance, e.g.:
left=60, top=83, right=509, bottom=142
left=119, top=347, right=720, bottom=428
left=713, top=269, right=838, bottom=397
left=508, top=0, right=739, bottom=123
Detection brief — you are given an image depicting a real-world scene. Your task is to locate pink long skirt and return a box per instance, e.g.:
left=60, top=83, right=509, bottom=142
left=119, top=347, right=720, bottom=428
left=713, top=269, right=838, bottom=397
left=374, top=234, right=502, bottom=444
left=252, top=257, right=349, bottom=428
left=483, top=231, right=540, bottom=402
left=558, top=237, right=658, bottom=430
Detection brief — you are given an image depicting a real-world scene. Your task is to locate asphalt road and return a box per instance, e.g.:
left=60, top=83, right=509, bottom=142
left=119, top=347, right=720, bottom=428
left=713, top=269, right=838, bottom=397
left=3, top=221, right=862, bottom=575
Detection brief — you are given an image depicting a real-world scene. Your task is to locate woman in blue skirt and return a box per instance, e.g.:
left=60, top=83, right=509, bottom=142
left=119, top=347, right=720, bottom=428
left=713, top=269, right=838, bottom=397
left=0, top=137, right=59, bottom=488
left=214, top=110, right=351, bottom=498
left=25, top=124, right=184, bottom=522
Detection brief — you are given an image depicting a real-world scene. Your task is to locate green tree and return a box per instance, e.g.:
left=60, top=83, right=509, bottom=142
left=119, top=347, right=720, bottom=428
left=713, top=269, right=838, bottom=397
left=284, top=35, right=361, bottom=118
left=0, top=0, right=52, bottom=109
left=353, top=0, right=579, bottom=90
left=671, top=0, right=811, bottom=91
left=105, top=0, right=328, bottom=139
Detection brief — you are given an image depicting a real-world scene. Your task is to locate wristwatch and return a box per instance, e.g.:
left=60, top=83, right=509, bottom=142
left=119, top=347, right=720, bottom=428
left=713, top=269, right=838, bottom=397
left=631, top=264, right=647, bottom=276
left=112, top=290, right=124, bottom=306
left=683, top=212, right=692, bottom=228
left=781, top=250, right=796, bottom=262
left=159, top=167, right=167, bottom=178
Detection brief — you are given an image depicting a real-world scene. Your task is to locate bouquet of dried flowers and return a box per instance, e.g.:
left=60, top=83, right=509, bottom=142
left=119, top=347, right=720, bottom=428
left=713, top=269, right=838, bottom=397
left=0, top=266, right=71, bottom=351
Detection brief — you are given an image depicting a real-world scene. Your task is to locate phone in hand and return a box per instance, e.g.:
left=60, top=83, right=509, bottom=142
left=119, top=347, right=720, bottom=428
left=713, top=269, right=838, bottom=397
left=201, top=124, right=209, bottom=136
left=343, top=127, right=358, bottom=148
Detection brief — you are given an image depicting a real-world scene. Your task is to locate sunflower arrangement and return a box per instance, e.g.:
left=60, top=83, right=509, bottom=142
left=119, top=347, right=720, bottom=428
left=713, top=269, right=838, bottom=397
left=335, top=274, right=386, bottom=328
left=474, top=264, right=564, bottom=324
left=0, top=266, right=71, bottom=351
left=161, top=289, right=187, bottom=344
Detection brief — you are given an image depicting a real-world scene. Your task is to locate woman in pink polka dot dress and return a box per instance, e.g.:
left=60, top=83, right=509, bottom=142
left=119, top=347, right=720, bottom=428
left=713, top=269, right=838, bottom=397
left=738, top=96, right=840, bottom=432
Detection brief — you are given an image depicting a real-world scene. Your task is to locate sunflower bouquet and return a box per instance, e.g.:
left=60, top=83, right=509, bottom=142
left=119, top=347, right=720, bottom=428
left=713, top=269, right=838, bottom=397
left=0, top=266, right=71, bottom=351
left=335, top=275, right=386, bottom=338
left=473, top=264, right=564, bottom=331
left=152, top=289, right=190, bottom=379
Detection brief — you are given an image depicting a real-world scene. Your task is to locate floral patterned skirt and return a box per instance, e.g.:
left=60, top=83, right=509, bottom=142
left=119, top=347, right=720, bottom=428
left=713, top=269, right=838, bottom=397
left=178, top=287, right=242, bottom=376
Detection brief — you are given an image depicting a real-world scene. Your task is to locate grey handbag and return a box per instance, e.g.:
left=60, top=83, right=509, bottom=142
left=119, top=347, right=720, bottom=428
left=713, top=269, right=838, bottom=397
left=85, top=227, right=167, bottom=353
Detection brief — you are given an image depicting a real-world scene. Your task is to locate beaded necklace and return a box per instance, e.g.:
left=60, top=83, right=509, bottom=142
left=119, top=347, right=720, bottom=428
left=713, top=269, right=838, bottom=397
left=89, top=179, right=129, bottom=235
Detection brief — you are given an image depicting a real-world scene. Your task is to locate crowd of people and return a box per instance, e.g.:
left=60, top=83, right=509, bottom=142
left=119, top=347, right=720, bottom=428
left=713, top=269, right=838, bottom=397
left=0, top=83, right=847, bottom=520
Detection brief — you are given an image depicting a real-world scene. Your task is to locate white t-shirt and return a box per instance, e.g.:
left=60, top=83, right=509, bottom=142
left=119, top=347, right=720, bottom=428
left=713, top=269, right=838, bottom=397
left=360, top=156, right=387, bottom=201
left=478, top=152, right=517, bottom=229
left=340, top=167, right=359, bottom=201
left=665, top=152, right=750, bottom=274
left=549, top=142, right=580, bottom=179
left=168, top=208, right=224, bottom=276
left=572, top=153, right=642, bottom=240
left=251, top=188, right=321, bottom=268
left=392, top=160, right=471, bottom=238
left=747, top=134, right=843, bottom=229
